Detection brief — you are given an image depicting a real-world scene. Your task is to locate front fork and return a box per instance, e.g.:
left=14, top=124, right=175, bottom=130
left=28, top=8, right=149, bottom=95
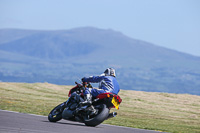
left=59, top=99, right=69, bottom=110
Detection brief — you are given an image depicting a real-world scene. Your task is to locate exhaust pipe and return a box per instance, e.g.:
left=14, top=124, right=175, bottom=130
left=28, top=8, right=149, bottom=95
left=107, top=112, right=117, bottom=120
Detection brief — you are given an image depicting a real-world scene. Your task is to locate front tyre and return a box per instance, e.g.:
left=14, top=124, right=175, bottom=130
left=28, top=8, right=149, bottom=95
left=48, top=103, right=65, bottom=122
left=84, top=104, right=109, bottom=127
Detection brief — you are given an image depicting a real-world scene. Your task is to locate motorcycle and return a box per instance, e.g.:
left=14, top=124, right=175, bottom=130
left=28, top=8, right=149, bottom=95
left=48, top=82, right=122, bottom=127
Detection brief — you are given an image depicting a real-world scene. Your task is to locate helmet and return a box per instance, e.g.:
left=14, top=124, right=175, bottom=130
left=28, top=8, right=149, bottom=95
left=104, top=68, right=116, bottom=77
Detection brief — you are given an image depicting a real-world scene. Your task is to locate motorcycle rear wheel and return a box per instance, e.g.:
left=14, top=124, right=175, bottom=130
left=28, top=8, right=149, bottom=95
left=84, top=104, right=109, bottom=127
left=48, top=103, right=64, bottom=122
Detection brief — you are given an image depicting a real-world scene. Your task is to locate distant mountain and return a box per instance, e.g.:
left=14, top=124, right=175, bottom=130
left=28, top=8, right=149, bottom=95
left=0, top=27, right=200, bottom=95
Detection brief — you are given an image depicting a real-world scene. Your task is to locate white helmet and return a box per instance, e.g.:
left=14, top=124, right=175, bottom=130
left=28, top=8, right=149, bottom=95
left=104, top=68, right=116, bottom=77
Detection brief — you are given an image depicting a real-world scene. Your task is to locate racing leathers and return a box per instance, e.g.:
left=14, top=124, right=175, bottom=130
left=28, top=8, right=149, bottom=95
left=82, top=75, right=120, bottom=98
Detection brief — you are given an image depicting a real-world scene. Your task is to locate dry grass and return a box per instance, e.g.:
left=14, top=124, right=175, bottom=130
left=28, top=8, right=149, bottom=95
left=105, top=90, right=200, bottom=132
left=0, top=82, right=200, bottom=133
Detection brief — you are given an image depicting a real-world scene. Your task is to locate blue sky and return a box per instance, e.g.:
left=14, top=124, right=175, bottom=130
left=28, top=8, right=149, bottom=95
left=0, top=0, right=200, bottom=56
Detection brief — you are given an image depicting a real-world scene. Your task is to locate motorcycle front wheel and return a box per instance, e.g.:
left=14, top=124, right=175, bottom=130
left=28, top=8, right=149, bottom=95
left=84, top=104, right=109, bottom=127
left=48, top=102, right=65, bottom=122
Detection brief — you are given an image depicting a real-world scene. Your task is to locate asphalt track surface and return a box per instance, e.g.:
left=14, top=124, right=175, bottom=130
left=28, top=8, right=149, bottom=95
left=0, top=110, right=164, bottom=133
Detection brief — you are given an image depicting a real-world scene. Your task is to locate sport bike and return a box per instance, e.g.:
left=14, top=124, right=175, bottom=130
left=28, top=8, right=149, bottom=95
left=48, top=82, right=122, bottom=127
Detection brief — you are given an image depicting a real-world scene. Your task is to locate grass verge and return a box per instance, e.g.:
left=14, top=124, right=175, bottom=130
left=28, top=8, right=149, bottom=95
left=0, top=82, right=200, bottom=133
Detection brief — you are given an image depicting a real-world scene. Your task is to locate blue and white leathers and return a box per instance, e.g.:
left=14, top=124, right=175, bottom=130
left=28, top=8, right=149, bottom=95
left=82, top=76, right=120, bottom=97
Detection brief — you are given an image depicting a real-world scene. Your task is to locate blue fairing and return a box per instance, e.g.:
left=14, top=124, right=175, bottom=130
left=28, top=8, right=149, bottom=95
left=82, top=76, right=120, bottom=95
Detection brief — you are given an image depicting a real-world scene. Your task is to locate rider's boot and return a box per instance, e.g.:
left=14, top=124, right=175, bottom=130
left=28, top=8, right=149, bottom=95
left=80, top=93, right=92, bottom=106
left=74, top=93, right=92, bottom=115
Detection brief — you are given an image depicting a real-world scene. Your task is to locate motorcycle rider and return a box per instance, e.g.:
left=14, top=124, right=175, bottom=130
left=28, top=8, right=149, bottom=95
left=81, top=68, right=120, bottom=105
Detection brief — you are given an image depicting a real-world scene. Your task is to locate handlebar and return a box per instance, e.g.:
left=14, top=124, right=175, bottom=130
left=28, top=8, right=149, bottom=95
left=75, top=81, right=92, bottom=88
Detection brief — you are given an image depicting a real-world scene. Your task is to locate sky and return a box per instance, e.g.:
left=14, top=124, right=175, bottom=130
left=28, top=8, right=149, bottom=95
left=0, top=0, right=200, bottom=56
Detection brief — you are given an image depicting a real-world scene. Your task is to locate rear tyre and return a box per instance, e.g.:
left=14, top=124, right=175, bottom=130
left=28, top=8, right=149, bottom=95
left=84, top=104, right=109, bottom=127
left=48, top=103, right=64, bottom=122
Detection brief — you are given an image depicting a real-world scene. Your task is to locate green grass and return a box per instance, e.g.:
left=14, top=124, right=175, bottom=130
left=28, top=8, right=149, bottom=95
left=0, top=82, right=200, bottom=133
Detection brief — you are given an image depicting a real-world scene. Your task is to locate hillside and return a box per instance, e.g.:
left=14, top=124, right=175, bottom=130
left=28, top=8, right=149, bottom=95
left=0, top=27, right=200, bottom=95
left=0, top=82, right=200, bottom=133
